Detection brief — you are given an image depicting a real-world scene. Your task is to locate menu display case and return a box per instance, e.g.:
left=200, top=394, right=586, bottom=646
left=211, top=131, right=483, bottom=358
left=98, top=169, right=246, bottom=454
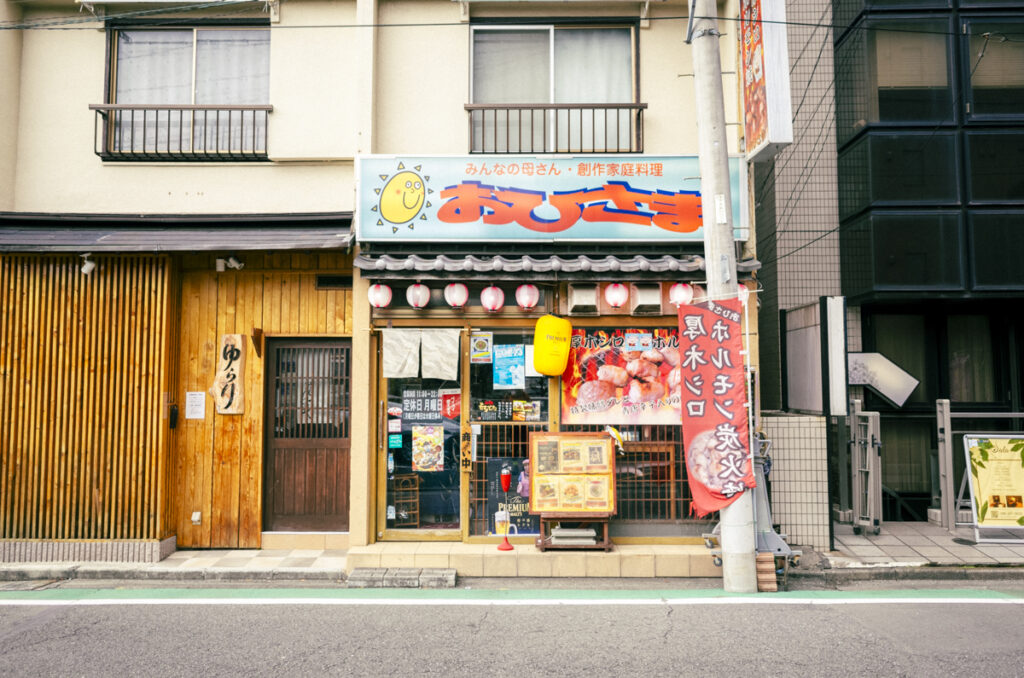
left=528, top=432, right=617, bottom=551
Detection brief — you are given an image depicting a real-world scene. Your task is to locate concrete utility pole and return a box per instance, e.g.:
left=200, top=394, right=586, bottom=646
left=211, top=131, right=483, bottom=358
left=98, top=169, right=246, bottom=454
left=689, top=0, right=757, bottom=593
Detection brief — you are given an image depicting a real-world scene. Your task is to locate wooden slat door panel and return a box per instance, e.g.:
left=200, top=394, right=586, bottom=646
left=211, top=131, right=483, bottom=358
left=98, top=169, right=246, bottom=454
left=264, top=340, right=351, bottom=532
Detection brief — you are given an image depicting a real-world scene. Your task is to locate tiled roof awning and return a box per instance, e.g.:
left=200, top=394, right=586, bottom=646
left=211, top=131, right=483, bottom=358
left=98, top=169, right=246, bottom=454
left=354, top=253, right=761, bottom=281
left=0, top=213, right=353, bottom=253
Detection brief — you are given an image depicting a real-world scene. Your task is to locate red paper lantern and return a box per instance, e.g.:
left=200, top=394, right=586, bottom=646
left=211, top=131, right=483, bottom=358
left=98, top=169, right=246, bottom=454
left=406, top=283, right=430, bottom=309
left=444, top=283, right=469, bottom=309
left=603, top=283, right=629, bottom=308
left=515, top=284, right=540, bottom=310
left=480, top=285, right=505, bottom=312
left=669, top=282, right=694, bottom=306
left=367, top=283, right=393, bottom=309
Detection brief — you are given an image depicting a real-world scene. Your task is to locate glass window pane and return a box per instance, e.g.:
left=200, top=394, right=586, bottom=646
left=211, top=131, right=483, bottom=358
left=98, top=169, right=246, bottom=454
left=869, top=132, right=958, bottom=204
left=472, top=29, right=550, bottom=103
left=115, top=30, right=192, bottom=105
left=553, top=28, right=632, bottom=151
left=965, top=21, right=1024, bottom=116
left=114, top=30, right=192, bottom=153
left=469, top=332, right=548, bottom=423
left=841, top=133, right=958, bottom=218
left=194, top=29, right=270, bottom=153
left=870, top=212, right=962, bottom=289
left=872, top=314, right=928, bottom=403
left=835, top=21, right=951, bottom=147
left=947, top=315, right=996, bottom=402
left=969, top=211, right=1024, bottom=288
left=553, top=28, right=631, bottom=103
left=471, top=29, right=549, bottom=152
left=967, top=132, right=1024, bottom=203
left=385, top=376, right=462, bottom=530
left=195, top=29, right=270, bottom=105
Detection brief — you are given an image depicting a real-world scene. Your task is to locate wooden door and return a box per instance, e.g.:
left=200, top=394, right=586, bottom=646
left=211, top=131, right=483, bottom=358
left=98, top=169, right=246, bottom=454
left=264, top=340, right=351, bottom=531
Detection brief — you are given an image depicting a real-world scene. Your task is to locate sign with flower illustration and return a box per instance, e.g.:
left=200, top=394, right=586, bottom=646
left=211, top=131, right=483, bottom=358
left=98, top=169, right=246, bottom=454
left=963, top=435, right=1024, bottom=529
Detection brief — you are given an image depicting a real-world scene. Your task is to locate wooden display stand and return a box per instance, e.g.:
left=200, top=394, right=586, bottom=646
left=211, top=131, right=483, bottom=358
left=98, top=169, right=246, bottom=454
left=528, top=432, right=617, bottom=552
left=536, top=513, right=613, bottom=552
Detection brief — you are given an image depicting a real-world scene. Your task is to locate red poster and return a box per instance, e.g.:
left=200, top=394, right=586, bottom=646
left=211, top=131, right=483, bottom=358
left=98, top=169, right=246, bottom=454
left=741, top=0, right=767, bottom=153
left=678, top=299, right=755, bottom=516
left=440, top=389, right=461, bottom=420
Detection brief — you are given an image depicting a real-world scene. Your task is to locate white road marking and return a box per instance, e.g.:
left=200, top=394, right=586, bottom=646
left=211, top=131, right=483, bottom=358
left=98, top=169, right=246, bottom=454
left=0, top=596, right=1021, bottom=607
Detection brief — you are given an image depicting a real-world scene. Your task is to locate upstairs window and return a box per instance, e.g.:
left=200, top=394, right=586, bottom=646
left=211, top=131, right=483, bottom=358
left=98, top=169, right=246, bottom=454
left=835, top=20, right=952, bottom=146
left=469, top=25, right=640, bottom=153
left=99, top=27, right=270, bottom=159
left=963, top=19, right=1024, bottom=118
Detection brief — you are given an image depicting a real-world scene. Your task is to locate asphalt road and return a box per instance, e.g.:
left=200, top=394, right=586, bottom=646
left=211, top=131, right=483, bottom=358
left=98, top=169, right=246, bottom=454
left=1, top=585, right=1022, bottom=677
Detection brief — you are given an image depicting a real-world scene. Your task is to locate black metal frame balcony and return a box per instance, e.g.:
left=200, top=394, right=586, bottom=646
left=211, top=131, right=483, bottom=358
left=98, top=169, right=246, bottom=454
left=465, top=103, right=647, bottom=154
left=90, top=104, right=273, bottom=161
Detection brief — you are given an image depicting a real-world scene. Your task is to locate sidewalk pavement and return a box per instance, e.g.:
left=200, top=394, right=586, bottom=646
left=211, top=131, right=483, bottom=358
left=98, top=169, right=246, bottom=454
left=1, top=522, right=1022, bottom=586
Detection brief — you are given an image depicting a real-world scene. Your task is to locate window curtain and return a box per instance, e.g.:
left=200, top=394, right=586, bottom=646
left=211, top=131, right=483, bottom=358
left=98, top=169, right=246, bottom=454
left=420, top=329, right=461, bottom=381
left=382, top=329, right=461, bottom=380
left=472, top=29, right=549, bottom=152
left=115, top=30, right=192, bottom=152
left=554, top=28, right=632, bottom=151
left=382, top=329, right=421, bottom=379
left=947, top=315, right=996, bottom=402
left=195, top=30, right=270, bottom=153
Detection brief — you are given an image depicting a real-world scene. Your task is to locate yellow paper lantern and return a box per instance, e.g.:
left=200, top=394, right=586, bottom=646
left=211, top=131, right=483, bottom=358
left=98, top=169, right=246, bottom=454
left=533, top=314, right=573, bottom=376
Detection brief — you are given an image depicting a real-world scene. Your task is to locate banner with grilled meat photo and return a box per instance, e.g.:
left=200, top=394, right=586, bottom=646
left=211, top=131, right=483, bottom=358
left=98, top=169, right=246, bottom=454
left=561, top=328, right=682, bottom=425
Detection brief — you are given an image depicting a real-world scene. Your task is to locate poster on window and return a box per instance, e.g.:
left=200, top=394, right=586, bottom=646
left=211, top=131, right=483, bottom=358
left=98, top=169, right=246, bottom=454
left=962, top=436, right=1024, bottom=528
left=560, top=328, right=682, bottom=425
left=412, top=425, right=445, bottom=472
left=402, top=389, right=441, bottom=423
left=678, top=299, right=755, bottom=517
left=439, top=389, right=461, bottom=420
left=470, top=332, right=493, bottom=364
left=493, top=344, right=526, bottom=390
left=485, top=458, right=539, bottom=535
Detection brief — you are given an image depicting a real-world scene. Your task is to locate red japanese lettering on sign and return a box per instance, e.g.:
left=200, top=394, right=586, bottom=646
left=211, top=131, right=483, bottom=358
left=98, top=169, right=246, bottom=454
left=437, top=181, right=702, bottom=234
left=678, top=299, right=754, bottom=517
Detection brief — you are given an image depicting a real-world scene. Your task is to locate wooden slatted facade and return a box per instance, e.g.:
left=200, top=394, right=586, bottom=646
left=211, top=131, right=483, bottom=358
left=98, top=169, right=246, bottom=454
left=174, top=253, right=353, bottom=549
left=0, top=254, right=174, bottom=542
left=1, top=252, right=354, bottom=553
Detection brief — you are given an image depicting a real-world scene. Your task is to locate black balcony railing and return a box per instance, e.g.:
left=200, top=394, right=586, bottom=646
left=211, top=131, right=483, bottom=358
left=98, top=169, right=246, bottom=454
left=466, top=103, right=646, bottom=154
left=90, top=104, right=273, bottom=161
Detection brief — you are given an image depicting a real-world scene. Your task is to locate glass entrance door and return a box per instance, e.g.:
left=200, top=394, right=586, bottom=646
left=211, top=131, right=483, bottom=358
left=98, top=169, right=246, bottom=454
left=382, top=374, right=462, bottom=532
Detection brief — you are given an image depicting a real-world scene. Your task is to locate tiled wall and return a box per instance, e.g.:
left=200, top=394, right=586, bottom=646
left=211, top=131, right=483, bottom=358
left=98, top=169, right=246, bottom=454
left=756, top=0, right=842, bottom=410
left=762, top=414, right=830, bottom=550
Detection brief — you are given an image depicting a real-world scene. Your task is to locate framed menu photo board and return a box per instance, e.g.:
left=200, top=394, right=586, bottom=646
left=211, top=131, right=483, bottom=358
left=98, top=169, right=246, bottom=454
left=528, top=432, right=616, bottom=515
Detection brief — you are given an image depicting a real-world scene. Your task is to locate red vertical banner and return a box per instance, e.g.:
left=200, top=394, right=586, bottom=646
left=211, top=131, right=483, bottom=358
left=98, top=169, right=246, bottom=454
left=678, top=299, right=755, bottom=516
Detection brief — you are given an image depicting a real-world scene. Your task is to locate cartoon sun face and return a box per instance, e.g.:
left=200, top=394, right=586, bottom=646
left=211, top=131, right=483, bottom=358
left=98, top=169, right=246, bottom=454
left=372, top=162, right=433, bottom=232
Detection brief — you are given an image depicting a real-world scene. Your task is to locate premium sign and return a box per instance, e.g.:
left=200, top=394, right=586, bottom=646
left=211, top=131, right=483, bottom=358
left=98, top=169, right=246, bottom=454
left=740, top=0, right=793, bottom=161
left=678, top=300, right=755, bottom=516
left=357, top=155, right=748, bottom=242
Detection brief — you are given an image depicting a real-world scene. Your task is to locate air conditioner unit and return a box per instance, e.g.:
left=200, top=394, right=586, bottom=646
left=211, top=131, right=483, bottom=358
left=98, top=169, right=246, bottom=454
left=567, top=284, right=599, bottom=316
left=629, top=283, right=663, bottom=315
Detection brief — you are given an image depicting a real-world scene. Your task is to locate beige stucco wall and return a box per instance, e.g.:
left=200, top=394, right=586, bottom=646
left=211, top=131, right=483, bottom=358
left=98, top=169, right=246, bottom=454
left=269, top=0, right=360, bottom=160
left=10, top=6, right=358, bottom=214
left=8, top=0, right=742, bottom=214
left=0, top=0, right=22, bottom=211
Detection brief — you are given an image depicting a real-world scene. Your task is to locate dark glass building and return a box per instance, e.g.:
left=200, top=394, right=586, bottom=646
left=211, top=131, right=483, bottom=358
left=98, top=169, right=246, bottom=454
left=834, top=0, right=1024, bottom=519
